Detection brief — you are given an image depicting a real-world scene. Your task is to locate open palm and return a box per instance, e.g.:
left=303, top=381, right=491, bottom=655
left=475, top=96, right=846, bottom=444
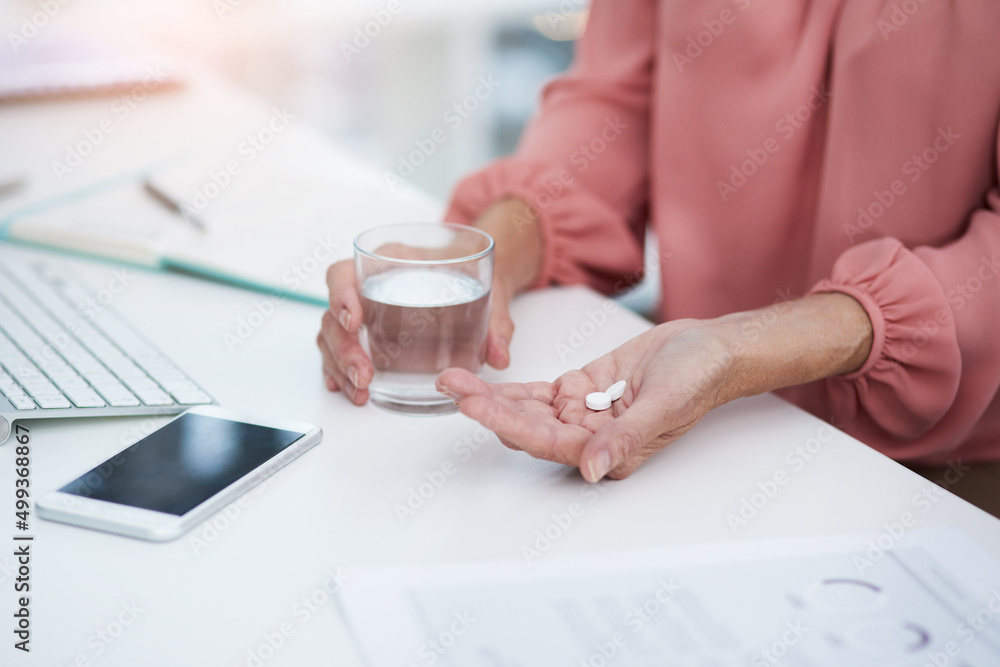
left=436, top=320, right=733, bottom=482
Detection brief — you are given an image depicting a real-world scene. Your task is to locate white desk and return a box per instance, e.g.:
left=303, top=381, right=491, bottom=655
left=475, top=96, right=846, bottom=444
left=2, top=66, right=1000, bottom=666
left=1, top=242, right=1000, bottom=666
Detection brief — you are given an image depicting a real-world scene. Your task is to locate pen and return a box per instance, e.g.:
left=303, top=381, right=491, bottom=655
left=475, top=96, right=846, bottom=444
left=142, top=181, right=206, bottom=232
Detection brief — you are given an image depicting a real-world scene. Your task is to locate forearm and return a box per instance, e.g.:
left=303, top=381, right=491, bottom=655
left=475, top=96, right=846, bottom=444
left=713, top=292, right=874, bottom=404
left=471, top=197, right=544, bottom=295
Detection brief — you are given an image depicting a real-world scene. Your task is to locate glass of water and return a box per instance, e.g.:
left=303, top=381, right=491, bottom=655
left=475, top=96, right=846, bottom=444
left=354, top=223, right=494, bottom=415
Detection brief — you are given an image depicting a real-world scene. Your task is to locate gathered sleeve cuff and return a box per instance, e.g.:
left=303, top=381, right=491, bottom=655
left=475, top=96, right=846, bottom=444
left=807, top=237, right=964, bottom=443
left=445, top=157, right=645, bottom=295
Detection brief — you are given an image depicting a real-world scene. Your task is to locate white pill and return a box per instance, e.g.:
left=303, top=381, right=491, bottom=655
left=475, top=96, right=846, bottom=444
left=586, top=391, right=612, bottom=411
left=605, top=380, right=626, bottom=401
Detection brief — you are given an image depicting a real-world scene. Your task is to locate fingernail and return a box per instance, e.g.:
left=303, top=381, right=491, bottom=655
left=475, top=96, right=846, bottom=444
left=339, top=307, right=351, bottom=330
left=348, top=366, right=360, bottom=387
left=587, top=450, right=612, bottom=483
left=436, top=380, right=459, bottom=400
left=499, top=337, right=510, bottom=365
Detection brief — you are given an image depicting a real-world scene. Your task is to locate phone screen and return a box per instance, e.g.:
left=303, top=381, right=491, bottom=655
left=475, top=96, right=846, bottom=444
left=59, top=412, right=306, bottom=516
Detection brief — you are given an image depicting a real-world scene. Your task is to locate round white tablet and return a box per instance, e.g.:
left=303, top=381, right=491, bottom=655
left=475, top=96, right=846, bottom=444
left=605, top=380, right=626, bottom=401
left=586, top=391, right=612, bottom=411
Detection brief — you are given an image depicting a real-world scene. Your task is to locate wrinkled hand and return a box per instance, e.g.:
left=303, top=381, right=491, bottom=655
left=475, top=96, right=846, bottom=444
left=436, top=320, right=736, bottom=482
left=316, top=258, right=515, bottom=405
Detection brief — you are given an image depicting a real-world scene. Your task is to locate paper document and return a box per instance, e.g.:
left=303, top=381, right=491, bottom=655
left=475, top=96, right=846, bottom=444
left=339, top=527, right=1000, bottom=666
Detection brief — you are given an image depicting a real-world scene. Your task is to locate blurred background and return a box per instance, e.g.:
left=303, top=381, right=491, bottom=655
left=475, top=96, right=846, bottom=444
left=0, top=0, right=663, bottom=314
left=0, top=0, right=585, bottom=200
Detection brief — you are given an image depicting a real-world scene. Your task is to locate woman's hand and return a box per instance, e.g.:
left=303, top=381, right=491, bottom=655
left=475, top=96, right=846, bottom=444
left=436, top=292, right=873, bottom=481
left=316, top=197, right=542, bottom=405
left=436, top=320, right=731, bottom=481
left=316, top=261, right=516, bottom=404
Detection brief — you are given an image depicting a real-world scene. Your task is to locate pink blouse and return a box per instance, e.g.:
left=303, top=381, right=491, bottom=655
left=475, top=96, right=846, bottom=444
left=445, top=0, right=1000, bottom=465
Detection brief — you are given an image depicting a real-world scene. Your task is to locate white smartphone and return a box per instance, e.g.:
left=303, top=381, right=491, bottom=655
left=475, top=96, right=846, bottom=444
left=37, top=406, right=322, bottom=541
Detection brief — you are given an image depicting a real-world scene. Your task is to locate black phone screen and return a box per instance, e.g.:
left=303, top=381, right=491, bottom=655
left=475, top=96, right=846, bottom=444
left=59, top=412, right=305, bottom=516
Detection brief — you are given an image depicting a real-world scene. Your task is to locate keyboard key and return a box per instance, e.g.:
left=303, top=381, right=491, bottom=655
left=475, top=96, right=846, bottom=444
left=0, top=383, right=31, bottom=401
left=35, top=395, right=72, bottom=409
left=65, top=388, right=107, bottom=408
left=81, top=369, right=118, bottom=386
left=8, top=365, right=39, bottom=384
left=171, top=389, right=213, bottom=405
left=133, top=388, right=175, bottom=406
left=8, top=395, right=36, bottom=410
left=22, top=379, right=59, bottom=399
left=124, top=377, right=159, bottom=392
left=142, top=360, right=187, bottom=382
left=0, top=253, right=213, bottom=419
left=161, top=379, right=199, bottom=394
left=50, top=373, right=89, bottom=391
left=95, top=385, right=142, bottom=407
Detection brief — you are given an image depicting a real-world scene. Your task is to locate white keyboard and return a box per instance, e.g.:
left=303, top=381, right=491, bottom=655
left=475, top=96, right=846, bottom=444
left=0, top=250, right=213, bottom=443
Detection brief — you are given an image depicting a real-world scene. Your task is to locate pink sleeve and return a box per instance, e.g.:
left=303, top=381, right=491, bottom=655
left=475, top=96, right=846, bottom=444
left=801, top=125, right=1000, bottom=462
left=444, top=0, right=655, bottom=294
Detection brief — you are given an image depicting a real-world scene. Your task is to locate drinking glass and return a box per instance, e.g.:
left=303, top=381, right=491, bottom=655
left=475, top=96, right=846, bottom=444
left=354, top=223, right=494, bottom=415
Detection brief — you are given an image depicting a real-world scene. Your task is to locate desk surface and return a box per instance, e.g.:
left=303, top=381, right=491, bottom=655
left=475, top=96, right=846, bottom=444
left=1, top=242, right=1000, bottom=666
left=2, top=67, right=1000, bottom=666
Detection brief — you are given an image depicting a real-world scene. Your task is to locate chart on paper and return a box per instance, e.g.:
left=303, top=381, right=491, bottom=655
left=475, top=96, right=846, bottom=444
left=340, top=527, right=1000, bottom=666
